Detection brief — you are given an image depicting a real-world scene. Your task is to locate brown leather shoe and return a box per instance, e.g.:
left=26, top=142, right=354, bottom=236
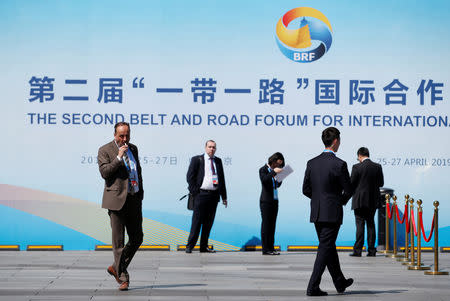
left=119, top=281, right=129, bottom=291
left=107, top=266, right=121, bottom=284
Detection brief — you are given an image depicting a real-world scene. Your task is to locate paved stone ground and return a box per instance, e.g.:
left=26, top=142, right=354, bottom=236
left=0, top=251, right=448, bottom=300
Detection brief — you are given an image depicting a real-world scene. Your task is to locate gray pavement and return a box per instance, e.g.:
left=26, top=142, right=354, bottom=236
left=0, top=250, right=449, bottom=300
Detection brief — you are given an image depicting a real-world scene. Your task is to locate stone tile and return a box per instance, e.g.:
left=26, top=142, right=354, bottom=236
left=0, top=251, right=447, bottom=300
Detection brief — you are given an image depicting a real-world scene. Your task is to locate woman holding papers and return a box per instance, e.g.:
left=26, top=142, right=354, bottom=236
left=259, top=152, right=285, bottom=255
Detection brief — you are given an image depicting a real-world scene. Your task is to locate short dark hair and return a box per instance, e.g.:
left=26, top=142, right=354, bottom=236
left=114, top=122, right=130, bottom=134
left=357, top=147, right=370, bottom=157
left=205, top=139, right=216, bottom=146
left=268, top=152, right=285, bottom=168
left=321, top=127, right=340, bottom=147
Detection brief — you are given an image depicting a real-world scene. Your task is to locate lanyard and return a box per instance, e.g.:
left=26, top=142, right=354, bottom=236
left=267, top=167, right=277, bottom=188
left=268, top=166, right=278, bottom=200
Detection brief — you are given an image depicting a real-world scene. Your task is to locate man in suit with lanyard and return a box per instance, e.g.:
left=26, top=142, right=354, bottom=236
left=185, top=140, right=227, bottom=253
left=98, top=122, right=144, bottom=291
left=302, top=127, right=353, bottom=296
left=349, top=147, right=384, bottom=257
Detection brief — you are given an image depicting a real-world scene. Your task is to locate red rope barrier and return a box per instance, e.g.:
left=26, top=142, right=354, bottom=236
left=419, top=211, right=435, bottom=242
left=395, top=204, right=408, bottom=224
left=386, top=202, right=394, bottom=219
left=410, top=210, right=418, bottom=237
left=406, top=215, right=410, bottom=233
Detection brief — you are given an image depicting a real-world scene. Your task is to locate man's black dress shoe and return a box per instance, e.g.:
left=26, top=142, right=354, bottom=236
left=349, top=252, right=361, bottom=257
left=367, top=252, right=376, bottom=257
left=185, top=248, right=192, bottom=253
left=272, top=251, right=280, bottom=255
left=336, top=278, right=354, bottom=293
left=306, top=289, right=328, bottom=296
left=200, top=248, right=215, bottom=253
left=262, top=251, right=275, bottom=255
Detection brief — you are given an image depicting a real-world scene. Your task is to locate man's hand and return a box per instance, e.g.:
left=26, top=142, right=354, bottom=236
left=274, top=167, right=283, bottom=173
left=222, top=199, right=228, bottom=208
left=118, top=144, right=129, bottom=158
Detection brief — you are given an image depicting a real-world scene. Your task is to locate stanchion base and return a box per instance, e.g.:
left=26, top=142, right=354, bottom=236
left=397, top=257, right=409, bottom=262
left=408, top=265, right=431, bottom=270
left=424, top=270, right=449, bottom=275
left=387, top=254, right=403, bottom=258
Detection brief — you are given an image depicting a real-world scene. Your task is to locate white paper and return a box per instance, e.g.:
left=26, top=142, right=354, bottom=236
left=275, top=164, right=294, bottom=182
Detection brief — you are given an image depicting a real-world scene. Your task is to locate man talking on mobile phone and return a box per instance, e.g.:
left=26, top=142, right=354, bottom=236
left=98, top=122, right=144, bottom=291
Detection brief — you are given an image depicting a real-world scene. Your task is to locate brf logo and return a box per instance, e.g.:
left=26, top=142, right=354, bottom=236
left=276, top=7, right=333, bottom=63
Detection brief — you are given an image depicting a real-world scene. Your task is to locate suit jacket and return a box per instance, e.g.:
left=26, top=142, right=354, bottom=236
left=98, top=140, right=144, bottom=210
left=351, top=158, right=384, bottom=210
left=302, top=152, right=352, bottom=224
left=259, top=165, right=282, bottom=204
left=187, top=155, right=227, bottom=201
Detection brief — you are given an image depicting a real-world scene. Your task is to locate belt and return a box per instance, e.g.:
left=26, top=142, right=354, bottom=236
left=200, top=189, right=219, bottom=193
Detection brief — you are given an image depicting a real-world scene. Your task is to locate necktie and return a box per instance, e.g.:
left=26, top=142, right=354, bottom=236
left=210, top=158, right=216, bottom=175
left=123, top=152, right=134, bottom=193
left=123, top=152, right=131, bottom=173
left=210, top=158, right=218, bottom=187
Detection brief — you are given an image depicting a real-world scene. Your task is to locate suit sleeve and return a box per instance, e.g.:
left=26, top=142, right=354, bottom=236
left=378, top=164, right=384, bottom=187
left=259, top=167, right=277, bottom=186
left=133, top=145, right=144, bottom=198
left=186, top=156, right=199, bottom=196
left=302, top=163, right=312, bottom=199
left=350, top=164, right=359, bottom=191
left=218, top=159, right=227, bottom=200
left=98, top=145, right=122, bottom=180
left=339, top=162, right=353, bottom=205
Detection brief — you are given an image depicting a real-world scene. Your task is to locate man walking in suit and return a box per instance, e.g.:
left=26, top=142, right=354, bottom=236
left=302, top=127, right=353, bottom=296
left=185, top=140, right=227, bottom=253
left=98, top=122, right=144, bottom=291
left=349, top=147, right=384, bottom=257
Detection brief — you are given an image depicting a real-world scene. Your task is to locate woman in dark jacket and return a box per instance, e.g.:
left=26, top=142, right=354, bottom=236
left=259, top=152, right=284, bottom=255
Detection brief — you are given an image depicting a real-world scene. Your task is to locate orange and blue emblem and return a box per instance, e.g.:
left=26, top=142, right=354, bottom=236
left=276, top=7, right=333, bottom=63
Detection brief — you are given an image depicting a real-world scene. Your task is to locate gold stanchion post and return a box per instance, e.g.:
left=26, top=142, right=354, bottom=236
left=425, top=201, right=449, bottom=275
left=408, top=199, right=430, bottom=270
left=388, top=196, right=402, bottom=258
left=398, top=194, right=410, bottom=262
left=383, top=194, right=393, bottom=254
left=407, top=198, right=416, bottom=266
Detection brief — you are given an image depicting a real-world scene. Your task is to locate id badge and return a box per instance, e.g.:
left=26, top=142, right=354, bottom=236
left=212, top=174, right=219, bottom=185
left=273, top=189, right=278, bottom=200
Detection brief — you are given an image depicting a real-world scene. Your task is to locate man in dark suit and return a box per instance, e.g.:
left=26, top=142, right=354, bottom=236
left=302, top=127, right=353, bottom=296
left=98, top=122, right=144, bottom=291
left=185, top=140, right=227, bottom=253
left=349, top=147, right=384, bottom=257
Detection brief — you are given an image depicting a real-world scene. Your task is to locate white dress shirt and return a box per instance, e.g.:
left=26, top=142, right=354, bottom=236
left=200, top=153, right=218, bottom=190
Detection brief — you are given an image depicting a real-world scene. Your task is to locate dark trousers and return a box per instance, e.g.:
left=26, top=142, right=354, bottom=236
left=108, top=194, right=143, bottom=283
left=307, top=222, right=346, bottom=292
left=187, top=190, right=219, bottom=250
left=353, top=208, right=376, bottom=254
left=260, top=202, right=278, bottom=252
